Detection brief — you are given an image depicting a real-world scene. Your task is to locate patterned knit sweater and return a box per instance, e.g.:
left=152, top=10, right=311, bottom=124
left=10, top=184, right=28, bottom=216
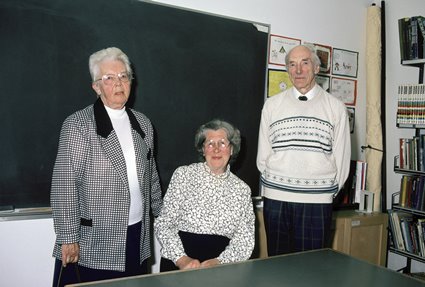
left=256, top=85, right=351, bottom=204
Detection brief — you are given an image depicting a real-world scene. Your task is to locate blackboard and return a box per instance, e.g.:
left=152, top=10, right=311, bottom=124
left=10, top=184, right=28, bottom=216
left=0, top=0, right=269, bottom=208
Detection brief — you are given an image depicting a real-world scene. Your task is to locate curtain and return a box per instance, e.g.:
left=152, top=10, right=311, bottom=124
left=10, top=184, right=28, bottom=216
left=365, top=5, right=383, bottom=212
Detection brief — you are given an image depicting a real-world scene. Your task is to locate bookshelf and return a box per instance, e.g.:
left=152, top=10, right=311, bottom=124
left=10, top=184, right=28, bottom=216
left=388, top=191, right=425, bottom=271
left=390, top=160, right=425, bottom=270
left=391, top=22, right=425, bottom=271
left=391, top=91, right=425, bottom=272
left=398, top=16, right=425, bottom=62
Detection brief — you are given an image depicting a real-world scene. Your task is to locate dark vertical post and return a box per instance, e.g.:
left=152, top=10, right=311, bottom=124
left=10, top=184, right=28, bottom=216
left=381, top=1, right=387, bottom=212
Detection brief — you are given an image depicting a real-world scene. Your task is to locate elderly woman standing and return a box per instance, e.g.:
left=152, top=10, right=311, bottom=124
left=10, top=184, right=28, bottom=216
left=51, top=47, right=162, bottom=287
left=155, top=119, right=255, bottom=271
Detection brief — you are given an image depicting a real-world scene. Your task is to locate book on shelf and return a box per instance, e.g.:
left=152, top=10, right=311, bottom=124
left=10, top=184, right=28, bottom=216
left=396, top=84, right=425, bottom=126
left=419, top=16, right=425, bottom=59
left=398, top=134, right=425, bottom=171
left=388, top=209, right=405, bottom=251
left=388, top=210, right=399, bottom=250
left=417, top=218, right=425, bottom=257
left=389, top=208, right=425, bottom=257
left=398, top=17, right=410, bottom=61
left=398, top=175, right=425, bottom=211
left=395, top=211, right=425, bottom=256
left=399, top=175, right=410, bottom=207
left=398, top=16, right=425, bottom=61
left=399, top=213, right=415, bottom=253
left=334, top=160, right=367, bottom=207
left=415, top=177, right=425, bottom=210
left=354, top=160, right=367, bottom=204
left=411, top=220, right=420, bottom=255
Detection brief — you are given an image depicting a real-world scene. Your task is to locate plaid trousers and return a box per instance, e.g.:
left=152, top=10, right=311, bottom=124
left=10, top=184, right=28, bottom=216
left=263, top=198, right=333, bottom=256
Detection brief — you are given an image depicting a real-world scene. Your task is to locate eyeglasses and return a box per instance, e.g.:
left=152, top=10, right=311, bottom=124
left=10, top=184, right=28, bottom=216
left=94, top=72, right=133, bottom=86
left=204, top=139, right=230, bottom=151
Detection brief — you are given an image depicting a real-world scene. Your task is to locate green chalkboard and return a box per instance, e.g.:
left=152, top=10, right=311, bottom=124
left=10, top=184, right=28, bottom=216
left=0, top=0, right=269, bottom=208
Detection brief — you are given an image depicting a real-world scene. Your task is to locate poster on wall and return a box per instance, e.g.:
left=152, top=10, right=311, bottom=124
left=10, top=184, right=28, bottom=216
left=267, top=69, right=292, bottom=97
left=331, top=48, right=358, bottom=78
left=315, top=75, right=330, bottom=92
left=305, top=42, right=332, bottom=74
left=268, top=35, right=301, bottom=66
left=330, top=77, right=357, bottom=106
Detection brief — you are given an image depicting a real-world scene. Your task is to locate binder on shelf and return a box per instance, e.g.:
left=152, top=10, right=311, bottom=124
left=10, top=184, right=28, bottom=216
left=417, top=16, right=425, bottom=60
left=399, top=17, right=410, bottom=61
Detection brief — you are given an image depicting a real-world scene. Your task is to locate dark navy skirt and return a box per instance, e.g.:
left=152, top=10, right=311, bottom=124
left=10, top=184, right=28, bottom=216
left=160, top=231, right=230, bottom=272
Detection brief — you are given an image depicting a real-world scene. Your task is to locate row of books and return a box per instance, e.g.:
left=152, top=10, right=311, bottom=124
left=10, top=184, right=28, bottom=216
left=396, top=84, right=425, bottom=126
left=335, top=160, right=367, bottom=206
left=388, top=210, right=425, bottom=257
left=399, top=175, right=425, bottom=211
left=398, top=16, right=425, bottom=61
left=399, top=135, right=425, bottom=171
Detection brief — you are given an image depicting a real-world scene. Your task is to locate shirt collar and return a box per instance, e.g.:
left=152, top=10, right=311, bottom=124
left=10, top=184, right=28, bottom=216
left=203, top=162, right=230, bottom=179
left=293, top=84, right=318, bottom=101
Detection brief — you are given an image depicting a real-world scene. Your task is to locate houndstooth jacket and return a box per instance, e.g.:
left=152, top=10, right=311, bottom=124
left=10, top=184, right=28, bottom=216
left=51, top=98, right=163, bottom=271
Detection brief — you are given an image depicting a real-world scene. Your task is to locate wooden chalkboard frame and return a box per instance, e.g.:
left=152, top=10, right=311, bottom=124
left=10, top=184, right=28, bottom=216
left=0, top=0, right=269, bottom=208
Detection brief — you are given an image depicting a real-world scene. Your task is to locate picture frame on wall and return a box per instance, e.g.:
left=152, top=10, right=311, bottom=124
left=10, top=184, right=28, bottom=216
left=331, top=77, right=357, bottom=106
left=315, top=75, right=330, bottom=92
left=267, top=69, right=293, bottom=97
left=347, top=107, right=355, bottom=134
left=268, top=34, right=301, bottom=66
left=306, top=42, right=332, bottom=74
left=331, top=48, right=358, bottom=78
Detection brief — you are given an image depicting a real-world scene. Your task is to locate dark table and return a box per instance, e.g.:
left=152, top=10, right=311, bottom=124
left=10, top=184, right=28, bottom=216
left=68, top=249, right=424, bottom=287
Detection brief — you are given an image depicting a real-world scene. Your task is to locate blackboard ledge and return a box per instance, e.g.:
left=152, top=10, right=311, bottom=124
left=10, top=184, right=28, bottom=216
left=0, top=207, right=52, bottom=222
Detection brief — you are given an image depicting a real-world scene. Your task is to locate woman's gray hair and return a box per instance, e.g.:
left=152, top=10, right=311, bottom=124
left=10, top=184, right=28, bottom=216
left=89, top=47, right=132, bottom=82
left=194, top=119, right=241, bottom=163
left=284, top=44, right=321, bottom=68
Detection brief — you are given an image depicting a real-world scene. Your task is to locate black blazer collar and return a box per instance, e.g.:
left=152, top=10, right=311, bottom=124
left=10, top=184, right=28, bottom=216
left=94, top=98, right=145, bottom=139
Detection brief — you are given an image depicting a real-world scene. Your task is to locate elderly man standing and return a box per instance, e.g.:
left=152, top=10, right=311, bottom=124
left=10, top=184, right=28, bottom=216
left=257, top=44, right=351, bottom=256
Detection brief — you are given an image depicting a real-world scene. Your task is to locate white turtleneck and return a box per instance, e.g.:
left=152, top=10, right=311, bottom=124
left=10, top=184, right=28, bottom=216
left=105, top=105, right=143, bottom=225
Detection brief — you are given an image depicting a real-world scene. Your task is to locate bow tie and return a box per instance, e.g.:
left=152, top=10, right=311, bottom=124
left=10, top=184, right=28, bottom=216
left=298, top=96, right=308, bottom=101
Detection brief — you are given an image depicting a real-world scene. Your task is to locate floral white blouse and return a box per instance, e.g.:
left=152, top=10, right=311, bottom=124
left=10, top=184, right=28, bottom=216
left=154, top=162, right=255, bottom=264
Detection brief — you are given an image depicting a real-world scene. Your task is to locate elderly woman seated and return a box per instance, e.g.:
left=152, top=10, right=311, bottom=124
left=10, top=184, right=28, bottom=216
left=154, top=119, right=255, bottom=271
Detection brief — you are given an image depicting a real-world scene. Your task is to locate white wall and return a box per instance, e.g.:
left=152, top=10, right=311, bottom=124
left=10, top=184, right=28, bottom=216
left=0, top=217, right=56, bottom=287
left=0, top=216, right=162, bottom=287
